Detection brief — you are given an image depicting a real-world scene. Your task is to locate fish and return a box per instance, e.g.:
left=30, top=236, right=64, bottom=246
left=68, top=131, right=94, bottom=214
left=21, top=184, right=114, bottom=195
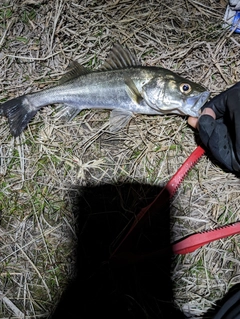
left=0, top=43, right=210, bottom=137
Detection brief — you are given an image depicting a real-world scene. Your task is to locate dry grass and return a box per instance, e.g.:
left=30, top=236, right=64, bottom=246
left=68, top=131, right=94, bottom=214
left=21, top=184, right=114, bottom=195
left=0, top=0, right=240, bottom=318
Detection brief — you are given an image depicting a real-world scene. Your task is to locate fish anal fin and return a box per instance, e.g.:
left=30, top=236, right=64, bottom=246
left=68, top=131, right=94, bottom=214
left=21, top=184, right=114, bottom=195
left=100, top=43, right=141, bottom=71
left=54, top=104, right=81, bottom=121
left=59, top=61, right=89, bottom=84
left=109, top=108, right=134, bottom=132
left=125, top=78, right=143, bottom=105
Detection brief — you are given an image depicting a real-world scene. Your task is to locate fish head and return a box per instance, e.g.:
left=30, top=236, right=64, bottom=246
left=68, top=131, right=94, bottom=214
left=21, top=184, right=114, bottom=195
left=142, top=73, right=210, bottom=117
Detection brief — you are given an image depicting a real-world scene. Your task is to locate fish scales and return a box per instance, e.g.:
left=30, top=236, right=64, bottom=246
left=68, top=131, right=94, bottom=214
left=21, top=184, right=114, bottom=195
left=27, top=68, right=158, bottom=112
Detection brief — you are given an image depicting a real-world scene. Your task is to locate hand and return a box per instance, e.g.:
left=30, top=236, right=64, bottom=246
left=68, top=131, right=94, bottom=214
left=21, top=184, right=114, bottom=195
left=188, top=82, right=240, bottom=172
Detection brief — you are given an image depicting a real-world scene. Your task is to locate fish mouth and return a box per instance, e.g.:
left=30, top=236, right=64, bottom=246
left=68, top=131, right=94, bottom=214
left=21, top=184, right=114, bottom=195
left=186, top=91, right=210, bottom=117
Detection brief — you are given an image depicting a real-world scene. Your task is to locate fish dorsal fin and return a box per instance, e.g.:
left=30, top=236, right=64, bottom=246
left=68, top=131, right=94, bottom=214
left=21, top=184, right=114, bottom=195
left=59, top=61, right=89, bottom=84
left=100, top=43, right=141, bottom=71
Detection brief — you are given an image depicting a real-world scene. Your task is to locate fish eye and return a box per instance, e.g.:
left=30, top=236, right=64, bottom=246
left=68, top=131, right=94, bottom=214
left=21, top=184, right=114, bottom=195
left=180, top=83, right=192, bottom=94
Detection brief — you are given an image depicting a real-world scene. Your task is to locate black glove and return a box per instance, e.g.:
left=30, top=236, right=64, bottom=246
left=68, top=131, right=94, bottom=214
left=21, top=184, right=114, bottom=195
left=198, top=82, right=240, bottom=172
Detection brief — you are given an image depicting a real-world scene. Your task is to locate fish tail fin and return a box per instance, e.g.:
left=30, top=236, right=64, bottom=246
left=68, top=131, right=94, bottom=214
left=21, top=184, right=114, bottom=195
left=1, top=96, right=39, bottom=137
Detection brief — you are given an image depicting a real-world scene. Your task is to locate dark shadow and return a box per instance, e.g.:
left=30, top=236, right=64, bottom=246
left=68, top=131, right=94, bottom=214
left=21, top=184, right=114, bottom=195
left=203, top=283, right=240, bottom=319
left=50, top=183, right=185, bottom=319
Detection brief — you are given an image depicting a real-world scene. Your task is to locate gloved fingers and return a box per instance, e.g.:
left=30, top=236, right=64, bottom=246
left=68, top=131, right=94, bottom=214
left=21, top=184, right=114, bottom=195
left=187, top=108, right=216, bottom=129
left=198, top=115, right=216, bottom=146
left=201, top=82, right=240, bottom=119
left=231, top=119, right=240, bottom=170
left=198, top=115, right=233, bottom=171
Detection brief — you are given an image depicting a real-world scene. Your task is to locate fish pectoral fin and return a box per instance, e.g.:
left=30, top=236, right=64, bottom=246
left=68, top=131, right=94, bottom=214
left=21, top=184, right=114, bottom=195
left=59, top=61, right=89, bottom=84
left=109, top=109, right=134, bottom=132
left=125, top=78, right=143, bottom=105
left=54, top=104, right=81, bottom=121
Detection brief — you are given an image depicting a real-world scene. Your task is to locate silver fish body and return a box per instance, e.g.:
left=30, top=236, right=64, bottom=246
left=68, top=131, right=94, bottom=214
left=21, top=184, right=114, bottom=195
left=0, top=44, right=210, bottom=137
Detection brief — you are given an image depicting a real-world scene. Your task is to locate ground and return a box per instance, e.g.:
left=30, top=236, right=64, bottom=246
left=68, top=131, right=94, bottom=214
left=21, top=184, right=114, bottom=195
left=0, top=0, right=240, bottom=318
